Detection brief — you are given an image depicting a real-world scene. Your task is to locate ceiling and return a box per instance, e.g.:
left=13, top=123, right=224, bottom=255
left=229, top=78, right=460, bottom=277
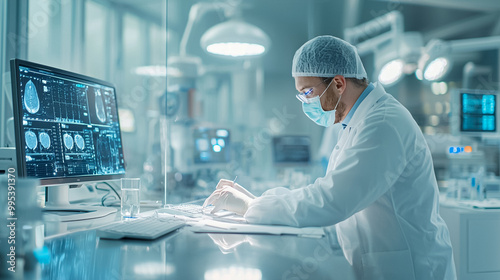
left=109, top=0, right=166, bottom=25
left=117, top=0, right=500, bottom=78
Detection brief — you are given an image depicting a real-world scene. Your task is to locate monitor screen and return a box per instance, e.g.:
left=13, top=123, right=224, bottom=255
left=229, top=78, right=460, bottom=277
left=273, top=136, right=310, bottom=163
left=460, top=92, right=496, bottom=132
left=10, top=59, right=126, bottom=185
left=193, top=128, right=230, bottom=164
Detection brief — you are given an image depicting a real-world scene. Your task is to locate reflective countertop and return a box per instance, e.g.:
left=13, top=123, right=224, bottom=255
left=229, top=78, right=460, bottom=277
left=39, top=222, right=355, bottom=280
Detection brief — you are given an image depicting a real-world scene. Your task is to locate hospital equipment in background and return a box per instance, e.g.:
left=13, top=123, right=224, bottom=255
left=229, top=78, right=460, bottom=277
left=272, top=136, right=310, bottom=164
left=343, top=12, right=500, bottom=203
left=434, top=88, right=500, bottom=202
left=418, top=36, right=500, bottom=82
left=157, top=60, right=237, bottom=197
left=450, top=88, right=499, bottom=137
left=440, top=202, right=500, bottom=280
left=272, top=136, right=313, bottom=189
left=193, top=127, right=231, bottom=165
left=153, top=1, right=272, bottom=199
left=344, top=11, right=423, bottom=87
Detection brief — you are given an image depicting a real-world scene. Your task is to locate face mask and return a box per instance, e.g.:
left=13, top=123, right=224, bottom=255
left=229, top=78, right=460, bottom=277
left=302, top=80, right=341, bottom=127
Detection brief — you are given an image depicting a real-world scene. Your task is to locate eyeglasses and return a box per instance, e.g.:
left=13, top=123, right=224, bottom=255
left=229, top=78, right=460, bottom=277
left=295, top=78, right=329, bottom=103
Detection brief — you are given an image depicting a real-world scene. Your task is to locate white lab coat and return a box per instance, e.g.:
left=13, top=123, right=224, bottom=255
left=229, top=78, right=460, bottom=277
left=245, top=82, right=456, bottom=280
left=318, top=123, right=343, bottom=159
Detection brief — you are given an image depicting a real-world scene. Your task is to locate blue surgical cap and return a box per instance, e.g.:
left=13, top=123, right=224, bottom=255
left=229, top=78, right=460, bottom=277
left=292, top=35, right=367, bottom=79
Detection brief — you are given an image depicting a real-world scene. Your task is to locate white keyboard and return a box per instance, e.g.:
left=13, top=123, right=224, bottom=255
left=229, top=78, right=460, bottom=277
left=159, top=204, right=212, bottom=218
left=157, top=204, right=234, bottom=219
left=96, top=216, right=185, bottom=240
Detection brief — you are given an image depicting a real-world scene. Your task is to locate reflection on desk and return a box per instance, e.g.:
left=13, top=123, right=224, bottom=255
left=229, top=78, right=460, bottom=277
left=43, top=205, right=164, bottom=239
left=40, top=227, right=356, bottom=280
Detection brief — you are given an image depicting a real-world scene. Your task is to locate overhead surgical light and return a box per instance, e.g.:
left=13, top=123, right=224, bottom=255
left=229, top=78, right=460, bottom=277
left=374, top=32, right=423, bottom=87
left=378, top=59, right=404, bottom=86
left=206, top=43, right=264, bottom=56
left=418, top=36, right=500, bottom=82
left=415, top=69, right=423, bottom=80
left=201, top=19, right=270, bottom=58
left=418, top=39, right=453, bottom=82
left=179, top=2, right=270, bottom=59
left=423, top=57, right=450, bottom=81
left=345, top=11, right=423, bottom=87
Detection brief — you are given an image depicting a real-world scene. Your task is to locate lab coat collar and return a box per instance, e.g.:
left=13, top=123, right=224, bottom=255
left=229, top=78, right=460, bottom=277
left=343, top=82, right=387, bottom=129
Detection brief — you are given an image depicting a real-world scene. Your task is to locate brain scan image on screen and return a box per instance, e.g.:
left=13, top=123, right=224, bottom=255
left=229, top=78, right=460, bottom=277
left=24, top=80, right=40, bottom=114
left=74, top=134, right=85, bottom=150
left=96, top=135, right=120, bottom=173
left=95, top=90, right=106, bottom=123
left=14, top=62, right=126, bottom=179
left=39, top=132, right=51, bottom=149
left=25, top=131, right=37, bottom=150
left=63, top=133, right=74, bottom=150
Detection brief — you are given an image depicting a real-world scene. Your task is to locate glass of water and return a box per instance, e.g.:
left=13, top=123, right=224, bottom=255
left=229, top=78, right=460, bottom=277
left=121, top=178, right=141, bottom=218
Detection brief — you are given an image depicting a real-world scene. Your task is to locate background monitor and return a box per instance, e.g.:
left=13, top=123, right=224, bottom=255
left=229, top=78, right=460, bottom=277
left=193, top=127, right=230, bottom=164
left=272, top=136, right=311, bottom=164
left=451, top=89, right=500, bottom=137
left=10, top=59, right=126, bottom=221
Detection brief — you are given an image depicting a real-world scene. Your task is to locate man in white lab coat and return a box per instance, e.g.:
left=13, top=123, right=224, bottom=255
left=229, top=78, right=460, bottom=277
left=204, top=35, right=456, bottom=280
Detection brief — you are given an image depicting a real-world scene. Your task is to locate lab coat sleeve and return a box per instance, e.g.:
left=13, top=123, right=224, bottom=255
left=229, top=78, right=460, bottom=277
left=245, top=119, right=410, bottom=227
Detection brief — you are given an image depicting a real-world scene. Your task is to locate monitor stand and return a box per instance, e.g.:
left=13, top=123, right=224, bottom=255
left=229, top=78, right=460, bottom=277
left=44, top=185, right=117, bottom=222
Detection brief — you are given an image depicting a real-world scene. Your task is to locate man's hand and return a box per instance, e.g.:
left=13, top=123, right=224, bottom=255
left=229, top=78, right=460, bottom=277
left=215, top=179, right=256, bottom=199
left=203, top=186, right=254, bottom=215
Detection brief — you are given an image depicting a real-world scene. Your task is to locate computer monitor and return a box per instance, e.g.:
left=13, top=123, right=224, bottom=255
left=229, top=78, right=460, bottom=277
left=451, top=89, right=500, bottom=137
left=193, top=127, right=230, bottom=164
left=272, top=136, right=311, bottom=164
left=10, top=59, right=126, bottom=221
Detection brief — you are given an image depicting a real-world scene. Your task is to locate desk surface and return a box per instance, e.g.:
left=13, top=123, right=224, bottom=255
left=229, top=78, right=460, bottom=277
left=33, top=207, right=355, bottom=280
left=40, top=226, right=353, bottom=280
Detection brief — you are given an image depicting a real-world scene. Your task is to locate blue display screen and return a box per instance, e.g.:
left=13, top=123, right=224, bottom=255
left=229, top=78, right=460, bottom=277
left=273, top=136, right=310, bottom=163
left=193, top=128, right=230, bottom=164
left=461, top=93, right=496, bottom=132
left=15, top=65, right=126, bottom=179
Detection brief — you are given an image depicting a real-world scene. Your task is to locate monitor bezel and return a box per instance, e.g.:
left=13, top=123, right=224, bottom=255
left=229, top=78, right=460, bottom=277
left=10, top=58, right=126, bottom=185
